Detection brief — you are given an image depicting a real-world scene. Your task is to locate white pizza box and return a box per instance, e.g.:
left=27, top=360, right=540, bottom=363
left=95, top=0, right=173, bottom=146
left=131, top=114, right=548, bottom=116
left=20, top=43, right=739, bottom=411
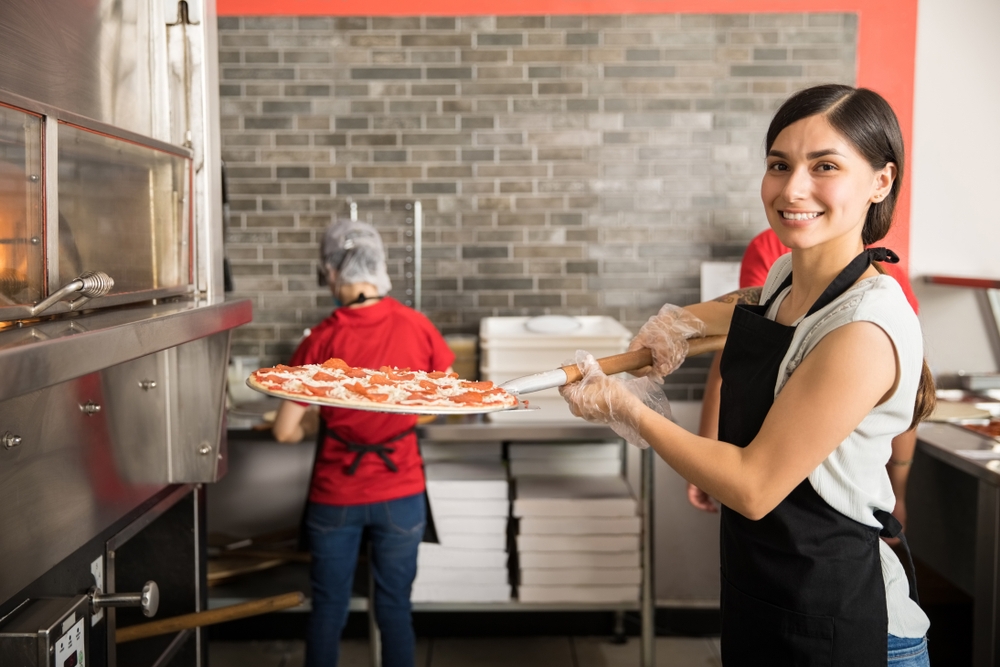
left=508, top=443, right=623, bottom=460
left=513, top=476, right=637, bottom=518
left=415, top=566, right=510, bottom=586
left=425, top=462, right=509, bottom=499
left=439, top=532, right=507, bottom=551
left=517, top=534, right=640, bottom=553
left=421, top=441, right=503, bottom=462
left=517, top=550, right=640, bottom=569
left=428, top=497, right=509, bottom=518
left=518, top=585, right=639, bottom=604
left=518, top=516, right=640, bottom=536
left=435, top=516, right=508, bottom=535
left=519, top=567, right=642, bottom=586
left=412, top=583, right=512, bottom=603
left=417, top=544, right=508, bottom=569
left=479, top=316, right=631, bottom=369
left=510, top=458, right=621, bottom=477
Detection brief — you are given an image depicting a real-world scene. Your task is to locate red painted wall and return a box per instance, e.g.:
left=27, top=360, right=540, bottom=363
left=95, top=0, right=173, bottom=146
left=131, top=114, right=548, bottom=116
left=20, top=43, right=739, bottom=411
left=216, top=0, right=918, bottom=269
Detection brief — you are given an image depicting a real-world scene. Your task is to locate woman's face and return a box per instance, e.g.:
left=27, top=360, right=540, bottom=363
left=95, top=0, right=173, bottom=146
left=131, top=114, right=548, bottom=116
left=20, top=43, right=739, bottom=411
left=760, top=114, right=895, bottom=252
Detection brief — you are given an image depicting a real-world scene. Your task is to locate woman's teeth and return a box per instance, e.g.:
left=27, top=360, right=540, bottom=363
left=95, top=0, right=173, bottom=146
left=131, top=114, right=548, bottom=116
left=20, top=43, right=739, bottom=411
left=782, top=212, right=821, bottom=220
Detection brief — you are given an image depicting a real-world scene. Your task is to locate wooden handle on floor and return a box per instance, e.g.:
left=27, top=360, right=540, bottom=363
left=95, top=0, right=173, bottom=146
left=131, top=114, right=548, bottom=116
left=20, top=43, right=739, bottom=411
left=560, top=335, right=727, bottom=384
left=116, top=591, right=305, bottom=644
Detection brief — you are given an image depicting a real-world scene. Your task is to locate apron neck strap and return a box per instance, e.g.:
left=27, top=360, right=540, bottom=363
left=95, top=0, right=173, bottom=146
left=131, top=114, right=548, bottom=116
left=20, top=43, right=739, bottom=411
left=761, top=247, right=898, bottom=317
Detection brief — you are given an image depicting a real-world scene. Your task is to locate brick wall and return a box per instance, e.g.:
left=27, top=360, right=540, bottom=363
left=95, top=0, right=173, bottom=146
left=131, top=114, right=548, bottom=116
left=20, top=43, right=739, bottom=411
left=219, top=13, right=856, bottom=398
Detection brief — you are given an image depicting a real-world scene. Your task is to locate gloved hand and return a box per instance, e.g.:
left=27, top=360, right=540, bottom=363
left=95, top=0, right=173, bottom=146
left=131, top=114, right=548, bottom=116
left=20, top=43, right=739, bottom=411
left=559, top=351, right=673, bottom=449
left=628, top=304, right=706, bottom=381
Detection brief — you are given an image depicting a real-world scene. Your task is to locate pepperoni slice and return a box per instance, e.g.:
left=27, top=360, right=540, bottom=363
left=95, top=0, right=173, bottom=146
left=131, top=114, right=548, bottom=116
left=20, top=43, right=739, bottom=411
left=450, top=392, right=485, bottom=404
left=460, top=381, right=494, bottom=390
left=344, top=368, right=368, bottom=379
left=366, top=393, right=390, bottom=403
left=426, top=371, right=447, bottom=379
left=345, top=383, right=369, bottom=397
left=274, top=364, right=294, bottom=371
left=303, top=384, right=335, bottom=397
left=322, top=358, right=351, bottom=371
left=448, top=372, right=459, bottom=379
left=418, top=379, right=439, bottom=392
left=312, top=371, right=338, bottom=382
left=387, top=371, right=415, bottom=382
left=369, top=374, right=393, bottom=386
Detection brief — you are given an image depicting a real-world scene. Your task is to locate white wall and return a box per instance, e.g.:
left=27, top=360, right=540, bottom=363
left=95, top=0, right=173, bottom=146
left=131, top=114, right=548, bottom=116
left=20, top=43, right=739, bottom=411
left=911, top=0, right=1000, bottom=279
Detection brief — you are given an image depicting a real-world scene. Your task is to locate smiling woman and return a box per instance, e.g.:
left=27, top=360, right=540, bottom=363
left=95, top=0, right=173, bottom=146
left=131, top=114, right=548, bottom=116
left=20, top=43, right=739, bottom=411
left=560, top=85, right=934, bottom=667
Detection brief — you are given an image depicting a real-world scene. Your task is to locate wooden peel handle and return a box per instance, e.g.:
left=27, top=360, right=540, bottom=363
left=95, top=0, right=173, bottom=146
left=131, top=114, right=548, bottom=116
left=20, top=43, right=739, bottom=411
left=116, top=591, right=305, bottom=644
left=560, top=335, right=727, bottom=384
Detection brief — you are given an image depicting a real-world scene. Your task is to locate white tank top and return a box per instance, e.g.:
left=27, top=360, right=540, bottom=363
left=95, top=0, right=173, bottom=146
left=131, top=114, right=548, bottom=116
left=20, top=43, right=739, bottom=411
left=760, top=254, right=930, bottom=638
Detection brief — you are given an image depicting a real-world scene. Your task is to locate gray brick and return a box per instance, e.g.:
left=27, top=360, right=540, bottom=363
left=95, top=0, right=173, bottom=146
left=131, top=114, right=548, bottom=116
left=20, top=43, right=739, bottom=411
left=314, top=134, right=348, bottom=147
left=462, top=149, right=495, bottom=162
left=626, top=49, right=661, bottom=62
left=477, top=33, right=523, bottom=46
left=413, top=84, right=457, bottom=96
left=245, top=117, right=293, bottom=130
left=496, top=17, right=546, bottom=29
left=462, top=245, right=509, bottom=259
left=223, top=67, right=296, bottom=80
left=336, top=182, right=370, bottom=195
left=731, top=64, right=803, bottom=77
left=402, top=34, right=471, bottom=47
left=426, top=17, right=457, bottom=30
left=336, top=116, right=370, bottom=130
left=528, top=66, right=562, bottom=78
left=284, top=84, right=331, bottom=96
left=566, top=32, right=599, bottom=45
left=390, top=100, right=438, bottom=113
left=350, top=67, right=422, bottom=80
left=402, top=133, right=472, bottom=146
left=604, top=65, right=676, bottom=78
left=753, top=48, right=788, bottom=61
left=373, top=17, right=421, bottom=29
left=276, top=166, right=310, bottom=178
left=567, top=99, right=600, bottom=112
left=427, top=67, right=473, bottom=79
left=464, top=278, right=532, bottom=290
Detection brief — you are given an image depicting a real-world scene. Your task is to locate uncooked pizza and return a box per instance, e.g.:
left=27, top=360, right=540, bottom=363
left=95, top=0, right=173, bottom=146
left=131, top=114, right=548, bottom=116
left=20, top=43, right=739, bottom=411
left=247, top=357, right=520, bottom=414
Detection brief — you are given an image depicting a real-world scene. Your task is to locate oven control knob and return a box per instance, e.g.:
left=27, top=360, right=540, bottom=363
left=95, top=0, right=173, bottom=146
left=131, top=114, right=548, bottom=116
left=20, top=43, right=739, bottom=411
left=91, top=580, right=160, bottom=617
left=2, top=432, right=21, bottom=449
left=80, top=402, right=102, bottom=416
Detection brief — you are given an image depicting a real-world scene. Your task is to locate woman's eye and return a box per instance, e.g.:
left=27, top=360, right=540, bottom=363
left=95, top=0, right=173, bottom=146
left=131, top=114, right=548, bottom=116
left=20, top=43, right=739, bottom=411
left=816, top=163, right=837, bottom=172
left=767, top=162, right=788, bottom=172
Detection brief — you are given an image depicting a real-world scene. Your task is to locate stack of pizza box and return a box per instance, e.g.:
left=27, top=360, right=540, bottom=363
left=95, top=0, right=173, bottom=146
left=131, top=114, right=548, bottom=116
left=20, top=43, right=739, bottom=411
left=513, top=462, right=641, bottom=604
left=412, top=451, right=511, bottom=603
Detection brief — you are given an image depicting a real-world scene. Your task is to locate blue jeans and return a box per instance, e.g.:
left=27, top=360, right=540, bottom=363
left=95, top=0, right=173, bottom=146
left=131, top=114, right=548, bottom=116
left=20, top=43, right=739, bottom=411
left=888, top=634, right=930, bottom=666
left=304, top=493, right=425, bottom=667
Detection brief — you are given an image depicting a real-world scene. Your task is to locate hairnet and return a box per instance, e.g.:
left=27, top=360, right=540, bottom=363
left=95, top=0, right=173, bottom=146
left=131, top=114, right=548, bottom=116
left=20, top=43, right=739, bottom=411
left=319, top=219, right=392, bottom=296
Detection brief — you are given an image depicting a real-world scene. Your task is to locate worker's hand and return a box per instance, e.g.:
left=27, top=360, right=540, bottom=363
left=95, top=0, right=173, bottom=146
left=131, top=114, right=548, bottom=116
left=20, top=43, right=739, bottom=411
left=687, top=483, right=719, bottom=513
left=883, top=500, right=907, bottom=547
left=559, top=352, right=671, bottom=448
left=628, top=304, right=707, bottom=381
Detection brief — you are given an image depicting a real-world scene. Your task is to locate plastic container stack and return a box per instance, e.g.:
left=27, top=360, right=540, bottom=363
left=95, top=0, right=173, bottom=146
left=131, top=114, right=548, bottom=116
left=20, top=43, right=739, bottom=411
left=412, top=457, right=511, bottom=603
left=513, top=473, right=641, bottom=604
left=479, top=316, right=632, bottom=423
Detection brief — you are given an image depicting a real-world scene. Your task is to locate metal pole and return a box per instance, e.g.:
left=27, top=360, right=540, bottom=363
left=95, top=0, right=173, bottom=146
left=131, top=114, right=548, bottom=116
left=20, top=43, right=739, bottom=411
left=368, top=542, right=382, bottom=667
left=640, top=446, right=656, bottom=667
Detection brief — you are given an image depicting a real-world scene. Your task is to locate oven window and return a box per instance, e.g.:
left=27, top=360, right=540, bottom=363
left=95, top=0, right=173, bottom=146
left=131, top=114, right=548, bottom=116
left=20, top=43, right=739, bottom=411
left=0, top=105, right=43, bottom=306
left=58, top=123, right=190, bottom=293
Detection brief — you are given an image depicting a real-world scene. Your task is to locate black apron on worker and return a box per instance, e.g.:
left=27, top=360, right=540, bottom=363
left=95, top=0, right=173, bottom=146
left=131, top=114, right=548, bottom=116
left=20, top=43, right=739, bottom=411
left=718, top=248, right=917, bottom=667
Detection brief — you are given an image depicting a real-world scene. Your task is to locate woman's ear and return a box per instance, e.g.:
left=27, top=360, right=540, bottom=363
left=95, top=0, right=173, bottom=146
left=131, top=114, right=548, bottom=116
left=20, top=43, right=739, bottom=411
left=872, top=162, right=897, bottom=202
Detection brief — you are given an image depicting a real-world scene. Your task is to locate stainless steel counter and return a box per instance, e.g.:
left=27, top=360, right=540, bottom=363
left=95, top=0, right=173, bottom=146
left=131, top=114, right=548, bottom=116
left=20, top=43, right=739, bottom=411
left=417, top=419, right=619, bottom=442
left=912, top=422, right=1000, bottom=666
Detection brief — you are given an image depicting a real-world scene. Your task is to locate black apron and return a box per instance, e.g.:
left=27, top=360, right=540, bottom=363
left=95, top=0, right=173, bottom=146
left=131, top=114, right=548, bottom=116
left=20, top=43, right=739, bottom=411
left=718, top=248, right=917, bottom=666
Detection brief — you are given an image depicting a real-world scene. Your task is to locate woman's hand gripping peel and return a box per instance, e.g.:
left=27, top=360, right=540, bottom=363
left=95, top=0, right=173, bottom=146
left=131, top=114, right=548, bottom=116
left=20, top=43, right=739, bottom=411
left=628, top=305, right=707, bottom=381
left=559, top=351, right=672, bottom=449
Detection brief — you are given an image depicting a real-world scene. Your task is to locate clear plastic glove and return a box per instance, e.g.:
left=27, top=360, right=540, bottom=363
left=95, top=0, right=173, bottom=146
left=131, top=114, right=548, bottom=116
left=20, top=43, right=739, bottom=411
left=628, top=304, right=707, bottom=381
left=559, top=351, right=673, bottom=449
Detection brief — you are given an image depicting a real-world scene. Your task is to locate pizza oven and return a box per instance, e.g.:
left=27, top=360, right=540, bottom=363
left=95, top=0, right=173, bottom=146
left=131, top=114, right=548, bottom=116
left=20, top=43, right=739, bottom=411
left=0, top=2, right=251, bottom=666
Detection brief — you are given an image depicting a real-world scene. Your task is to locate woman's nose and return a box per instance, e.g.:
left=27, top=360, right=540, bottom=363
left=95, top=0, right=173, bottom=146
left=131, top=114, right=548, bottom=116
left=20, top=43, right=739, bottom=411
left=782, top=166, right=811, bottom=202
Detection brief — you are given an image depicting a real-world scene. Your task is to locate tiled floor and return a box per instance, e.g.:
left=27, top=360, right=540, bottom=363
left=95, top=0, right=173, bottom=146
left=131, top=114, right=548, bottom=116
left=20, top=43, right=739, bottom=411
left=210, top=636, right=722, bottom=667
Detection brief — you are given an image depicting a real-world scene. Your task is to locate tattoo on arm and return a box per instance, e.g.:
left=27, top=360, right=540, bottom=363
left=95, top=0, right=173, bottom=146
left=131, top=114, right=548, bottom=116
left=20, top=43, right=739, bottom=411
left=713, top=287, right=761, bottom=306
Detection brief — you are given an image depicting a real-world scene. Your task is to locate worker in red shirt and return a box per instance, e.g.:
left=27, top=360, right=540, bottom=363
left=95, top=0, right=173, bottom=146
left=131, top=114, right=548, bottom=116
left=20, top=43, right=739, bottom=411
left=694, top=228, right=919, bottom=535
left=273, top=220, right=454, bottom=667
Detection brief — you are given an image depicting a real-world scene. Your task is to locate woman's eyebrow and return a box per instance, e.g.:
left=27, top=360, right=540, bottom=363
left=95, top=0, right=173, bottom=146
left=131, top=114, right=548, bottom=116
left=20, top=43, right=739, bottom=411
left=766, top=149, right=845, bottom=159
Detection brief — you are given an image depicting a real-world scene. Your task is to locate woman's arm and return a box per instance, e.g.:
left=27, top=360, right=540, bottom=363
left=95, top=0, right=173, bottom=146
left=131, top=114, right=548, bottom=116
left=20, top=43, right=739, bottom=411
left=636, top=320, right=897, bottom=520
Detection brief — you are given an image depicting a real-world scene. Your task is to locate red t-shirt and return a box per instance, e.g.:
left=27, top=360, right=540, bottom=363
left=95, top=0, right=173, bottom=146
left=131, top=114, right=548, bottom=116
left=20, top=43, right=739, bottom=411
left=289, top=297, right=455, bottom=506
left=739, top=229, right=920, bottom=314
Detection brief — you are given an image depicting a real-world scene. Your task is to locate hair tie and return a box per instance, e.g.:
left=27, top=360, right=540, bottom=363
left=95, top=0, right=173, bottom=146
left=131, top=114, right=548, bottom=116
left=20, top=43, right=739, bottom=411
left=867, top=247, right=899, bottom=264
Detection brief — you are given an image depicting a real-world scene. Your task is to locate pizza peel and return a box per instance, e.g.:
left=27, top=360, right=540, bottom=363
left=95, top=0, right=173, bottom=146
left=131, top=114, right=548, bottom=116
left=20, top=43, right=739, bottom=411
left=499, top=335, right=727, bottom=397
left=245, top=335, right=727, bottom=415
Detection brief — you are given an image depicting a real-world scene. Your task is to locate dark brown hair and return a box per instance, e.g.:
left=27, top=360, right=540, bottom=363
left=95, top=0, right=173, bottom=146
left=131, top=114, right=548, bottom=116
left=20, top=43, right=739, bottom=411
left=769, top=85, right=935, bottom=428
left=765, top=84, right=904, bottom=246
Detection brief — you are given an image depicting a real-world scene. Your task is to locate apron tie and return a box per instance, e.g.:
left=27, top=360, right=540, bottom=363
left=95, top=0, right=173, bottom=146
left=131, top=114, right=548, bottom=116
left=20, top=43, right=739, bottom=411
left=874, top=509, right=920, bottom=604
left=329, top=426, right=415, bottom=476
left=867, top=247, right=899, bottom=264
